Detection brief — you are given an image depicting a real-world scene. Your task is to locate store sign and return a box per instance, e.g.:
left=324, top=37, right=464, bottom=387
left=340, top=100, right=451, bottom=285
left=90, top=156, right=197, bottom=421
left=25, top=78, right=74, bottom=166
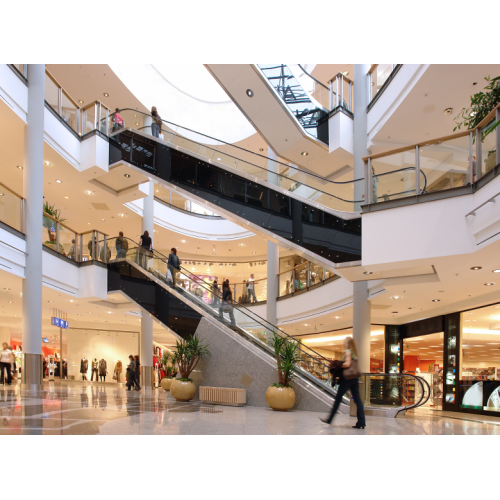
left=51, top=317, right=68, bottom=329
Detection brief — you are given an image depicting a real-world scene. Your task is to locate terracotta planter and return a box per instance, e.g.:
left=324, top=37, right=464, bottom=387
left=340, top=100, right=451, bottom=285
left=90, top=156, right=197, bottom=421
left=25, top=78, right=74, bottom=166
left=160, top=377, right=174, bottom=391
left=171, top=379, right=196, bottom=401
left=266, top=386, right=296, bottom=411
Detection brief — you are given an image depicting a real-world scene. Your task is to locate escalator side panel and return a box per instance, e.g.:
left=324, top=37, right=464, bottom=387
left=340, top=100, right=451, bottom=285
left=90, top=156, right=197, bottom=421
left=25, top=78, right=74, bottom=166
left=108, top=262, right=201, bottom=340
left=110, top=131, right=361, bottom=265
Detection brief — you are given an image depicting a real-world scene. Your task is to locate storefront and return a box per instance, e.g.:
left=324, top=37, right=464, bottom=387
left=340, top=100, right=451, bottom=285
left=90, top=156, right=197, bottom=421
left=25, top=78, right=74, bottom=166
left=385, top=302, right=500, bottom=416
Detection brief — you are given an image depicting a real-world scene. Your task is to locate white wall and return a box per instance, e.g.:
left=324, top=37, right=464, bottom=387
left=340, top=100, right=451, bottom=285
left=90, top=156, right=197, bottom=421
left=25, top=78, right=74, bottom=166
left=0, top=228, right=26, bottom=278
left=66, top=329, right=139, bottom=382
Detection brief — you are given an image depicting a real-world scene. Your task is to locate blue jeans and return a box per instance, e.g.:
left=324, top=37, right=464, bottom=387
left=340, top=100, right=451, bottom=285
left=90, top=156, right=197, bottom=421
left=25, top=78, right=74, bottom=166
left=152, top=122, right=160, bottom=138
left=128, top=370, right=140, bottom=390
left=326, top=377, right=366, bottom=426
left=248, top=287, right=257, bottom=303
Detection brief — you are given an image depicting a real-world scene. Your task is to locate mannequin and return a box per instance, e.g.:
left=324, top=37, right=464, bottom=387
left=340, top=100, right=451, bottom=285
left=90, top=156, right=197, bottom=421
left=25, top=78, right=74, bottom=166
left=114, top=360, right=123, bottom=383
left=99, top=358, right=107, bottom=382
left=48, top=356, right=56, bottom=381
left=91, top=358, right=98, bottom=381
left=81, top=357, right=88, bottom=381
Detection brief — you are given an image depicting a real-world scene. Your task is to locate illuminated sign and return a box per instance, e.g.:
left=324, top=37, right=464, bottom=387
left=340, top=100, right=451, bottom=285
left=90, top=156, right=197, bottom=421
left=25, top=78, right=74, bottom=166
left=51, top=317, right=68, bottom=329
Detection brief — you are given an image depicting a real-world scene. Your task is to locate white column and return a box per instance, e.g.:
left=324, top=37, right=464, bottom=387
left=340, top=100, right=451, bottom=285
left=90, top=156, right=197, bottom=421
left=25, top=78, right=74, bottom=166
left=22, top=64, right=45, bottom=387
left=352, top=279, right=371, bottom=373
left=143, top=115, right=152, bottom=135
left=353, top=64, right=370, bottom=210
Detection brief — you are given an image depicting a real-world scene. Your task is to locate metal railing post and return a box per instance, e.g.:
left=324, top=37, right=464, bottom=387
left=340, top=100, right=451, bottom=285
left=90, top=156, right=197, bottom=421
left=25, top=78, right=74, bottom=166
left=307, top=262, right=311, bottom=288
left=56, top=221, right=60, bottom=254
left=415, top=145, right=421, bottom=195
left=335, top=75, right=339, bottom=108
left=349, top=81, right=353, bottom=111
left=76, top=108, right=81, bottom=136
left=323, top=268, right=326, bottom=282
left=79, top=234, right=83, bottom=262
left=20, top=198, right=25, bottom=233
left=57, top=87, right=62, bottom=117
left=292, top=268, right=296, bottom=293
left=366, top=159, right=373, bottom=204
left=91, top=230, right=96, bottom=260
left=74, top=232, right=78, bottom=262
left=496, top=108, right=500, bottom=168
left=329, top=80, right=333, bottom=111
left=103, top=234, right=107, bottom=263
left=340, top=74, right=344, bottom=108
left=96, top=231, right=100, bottom=261
left=93, top=102, right=97, bottom=131
left=469, top=131, right=474, bottom=184
left=476, top=127, right=483, bottom=180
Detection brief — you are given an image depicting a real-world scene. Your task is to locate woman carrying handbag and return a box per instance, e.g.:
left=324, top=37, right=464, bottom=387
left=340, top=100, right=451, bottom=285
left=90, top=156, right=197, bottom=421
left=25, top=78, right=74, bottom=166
left=320, top=336, right=366, bottom=429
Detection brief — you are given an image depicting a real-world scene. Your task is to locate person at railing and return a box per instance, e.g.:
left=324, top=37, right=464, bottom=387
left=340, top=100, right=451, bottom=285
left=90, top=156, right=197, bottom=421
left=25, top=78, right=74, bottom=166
left=115, top=231, right=128, bottom=258
left=212, top=280, right=220, bottom=306
left=151, top=106, right=162, bottom=138
left=167, top=247, right=181, bottom=287
left=139, top=230, right=152, bottom=269
left=87, top=235, right=98, bottom=260
left=219, top=280, right=236, bottom=327
left=320, top=336, right=366, bottom=429
left=100, top=241, right=111, bottom=263
left=372, top=165, right=378, bottom=203
left=247, top=274, right=257, bottom=303
left=68, top=239, right=76, bottom=260
left=113, top=108, right=124, bottom=133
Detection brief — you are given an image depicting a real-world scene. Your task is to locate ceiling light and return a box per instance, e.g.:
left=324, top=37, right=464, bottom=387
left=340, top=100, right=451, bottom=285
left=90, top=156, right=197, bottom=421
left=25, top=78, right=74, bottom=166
left=124, top=174, right=130, bottom=178
left=17, top=166, right=23, bottom=170
left=101, top=219, right=105, bottom=222
left=118, top=213, right=125, bottom=217
left=85, top=190, right=93, bottom=195
left=68, top=299, right=74, bottom=303
left=3, top=288, right=10, bottom=290
left=334, top=316, right=340, bottom=319
left=239, top=244, right=245, bottom=247
left=485, top=282, right=495, bottom=286
left=181, top=240, right=186, bottom=243
left=103, top=93, right=109, bottom=97
left=392, top=311, right=398, bottom=314
left=444, top=108, right=453, bottom=115
left=0, top=193, right=3, bottom=196
left=44, top=161, right=51, bottom=166
left=135, top=123, right=140, bottom=126
left=64, top=196, right=69, bottom=199
left=493, top=270, right=500, bottom=273
left=56, top=179, right=62, bottom=183
left=363, top=271, right=373, bottom=275
left=470, top=266, right=482, bottom=270
left=107, top=311, right=112, bottom=314
left=392, top=296, right=401, bottom=300
left=78, top=100, right=84, bottom=104
left=8, top=301, right=13, bottom=303
left=216, top=158, right=221, bottom=161
left=301, top=151, right=309, bottom=156
left=48, top=301, right=53, bottom=303
left=246, top=89, right=254, bottom=97
left=259, top=148, right=264, bottom=152
left=87, top=222, right=91, bottom=225
left=432, top=299, right=440, bottom=302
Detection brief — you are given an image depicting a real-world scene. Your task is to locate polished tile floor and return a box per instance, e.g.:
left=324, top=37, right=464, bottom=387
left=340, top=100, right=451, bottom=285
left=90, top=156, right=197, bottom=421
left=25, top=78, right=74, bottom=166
left=1, top=381, right=499, bottom=435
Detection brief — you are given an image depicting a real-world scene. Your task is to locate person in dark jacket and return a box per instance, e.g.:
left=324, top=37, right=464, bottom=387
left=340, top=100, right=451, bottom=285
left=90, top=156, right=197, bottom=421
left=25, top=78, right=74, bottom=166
left=219, top=280, right=236, bottom=326
left=329, top=359, right=344, bottom=387
left=126, top=355, right=136, bottom=391
left=134, top=355, right=141, bottom=391
left=116, top=231, right=128, bottom=258
left=167, top=247, right=181, bottom=288
left=139, top=230, right=152, bottom=269
left=212, top=280, right=220, bottom=306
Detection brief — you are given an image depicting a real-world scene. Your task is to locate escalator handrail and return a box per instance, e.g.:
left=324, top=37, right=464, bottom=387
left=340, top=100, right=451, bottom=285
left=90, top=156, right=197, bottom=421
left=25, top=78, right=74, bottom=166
left=107, top=109, right=364, bottom=188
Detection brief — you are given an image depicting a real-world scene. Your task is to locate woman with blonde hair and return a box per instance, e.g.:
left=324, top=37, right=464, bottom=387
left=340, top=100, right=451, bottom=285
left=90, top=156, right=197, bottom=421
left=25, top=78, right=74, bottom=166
left=321, top=336, right=366, bottom=429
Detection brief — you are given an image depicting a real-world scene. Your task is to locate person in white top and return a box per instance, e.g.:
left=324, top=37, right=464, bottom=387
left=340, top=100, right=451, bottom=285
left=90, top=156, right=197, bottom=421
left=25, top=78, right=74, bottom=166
left=247, top=274, right=257, bottom=304
left=0, top=342, right=13, bottom=385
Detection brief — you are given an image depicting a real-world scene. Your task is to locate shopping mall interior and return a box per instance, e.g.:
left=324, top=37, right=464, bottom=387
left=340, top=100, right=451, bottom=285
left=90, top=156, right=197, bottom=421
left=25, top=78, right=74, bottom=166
left=1, top=55, right=500, bottom=446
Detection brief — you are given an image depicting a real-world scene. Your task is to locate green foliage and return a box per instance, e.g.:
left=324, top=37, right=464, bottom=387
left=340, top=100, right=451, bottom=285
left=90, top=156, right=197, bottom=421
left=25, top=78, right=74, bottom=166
left=270, top=332, right=302, bottom=387
left=42, top=201, right=67, bottom=243
left=172, top=334, right=210, bottom=379
left=454, top=75, right=500, bottom=143
left=271, top=383, right=291, bottom=388
left=162, top=351, right=176, bottom=378
left=178, top=378, right=193, bottom=383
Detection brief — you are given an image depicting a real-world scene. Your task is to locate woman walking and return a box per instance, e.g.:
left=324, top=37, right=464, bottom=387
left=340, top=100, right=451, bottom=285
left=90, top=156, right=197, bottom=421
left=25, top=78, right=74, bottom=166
left=139, top=230, right=152, bottom=269
left=0, top=343, right=12, bottom=385
left=320, top=336, right=366, bottom=429
left=126, top=355, right=136, bottom=391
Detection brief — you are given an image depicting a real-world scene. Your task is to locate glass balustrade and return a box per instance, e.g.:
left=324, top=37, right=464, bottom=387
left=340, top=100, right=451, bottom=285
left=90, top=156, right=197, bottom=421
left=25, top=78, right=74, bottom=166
left=105, top=109, right=364, bottom=213
left=368, top=64, right=398, bottom=102
left=0, top=183, right=23, bottom=232
left=154, top=184, right=219, bottom=217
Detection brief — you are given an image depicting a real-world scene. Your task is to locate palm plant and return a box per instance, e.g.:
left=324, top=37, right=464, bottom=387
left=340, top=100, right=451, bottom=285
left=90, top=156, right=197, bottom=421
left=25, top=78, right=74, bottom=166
left=172, top=334, right=210, bottom=382
left=270, top=332, right=302, bottom=388
left=42, top=201, right=67, bottom=244
left=161, top=351, right=177, bottom=378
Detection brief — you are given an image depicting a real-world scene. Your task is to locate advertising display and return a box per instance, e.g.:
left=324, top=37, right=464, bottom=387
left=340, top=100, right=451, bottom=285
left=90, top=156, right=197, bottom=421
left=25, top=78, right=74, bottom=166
left=460, top=381, right=500, bottom=412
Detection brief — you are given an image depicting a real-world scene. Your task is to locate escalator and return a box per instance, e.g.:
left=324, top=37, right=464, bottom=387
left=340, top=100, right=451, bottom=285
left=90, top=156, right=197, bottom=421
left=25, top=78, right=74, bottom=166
left=104, top=237, right=430, bottom=416
left=107, top=110, right=363, bottom=270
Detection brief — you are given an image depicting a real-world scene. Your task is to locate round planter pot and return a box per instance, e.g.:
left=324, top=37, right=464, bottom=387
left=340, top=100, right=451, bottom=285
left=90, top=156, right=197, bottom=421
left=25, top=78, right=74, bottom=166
left=160, top=377, right=174, bottom=391
left=266, top=386, right=296, bottom=411
left=171, top=379, right=196, bottom=401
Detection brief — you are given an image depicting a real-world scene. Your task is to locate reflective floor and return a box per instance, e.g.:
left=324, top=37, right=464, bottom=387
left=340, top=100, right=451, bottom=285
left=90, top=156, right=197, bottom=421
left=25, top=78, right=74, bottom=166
left=1, top=381, right=500, bottom=435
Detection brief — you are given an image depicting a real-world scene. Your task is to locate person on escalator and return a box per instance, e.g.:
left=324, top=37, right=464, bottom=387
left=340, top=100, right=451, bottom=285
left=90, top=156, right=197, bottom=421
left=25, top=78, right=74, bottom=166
left=219, top=280, right=236, bottom=327
left=320, top=336, right=366, bottom=429
left=168, top=247, right=181, bottom=287
left=151, top=106, right=162, bottom=138
left=139, top=230, right=152, bottom=269
left=115, top=231, right=128, bottom=258
left=112, top=108, right=124, bottom=133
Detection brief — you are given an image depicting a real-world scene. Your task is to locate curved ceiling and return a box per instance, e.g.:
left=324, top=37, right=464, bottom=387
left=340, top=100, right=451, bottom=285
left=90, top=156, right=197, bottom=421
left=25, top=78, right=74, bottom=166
left=109, top=64, right=256, bottom=145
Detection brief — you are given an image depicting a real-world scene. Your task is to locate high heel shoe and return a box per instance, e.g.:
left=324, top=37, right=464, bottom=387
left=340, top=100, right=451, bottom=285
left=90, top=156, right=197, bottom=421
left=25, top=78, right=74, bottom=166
left=352, top=424, right=365, bottom=429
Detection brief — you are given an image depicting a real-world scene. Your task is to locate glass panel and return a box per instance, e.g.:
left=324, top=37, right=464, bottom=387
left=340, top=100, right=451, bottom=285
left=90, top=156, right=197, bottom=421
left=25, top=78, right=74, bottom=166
left=370, top=64, right=394, bottom=100
left=372, top=150, right=418, bottom=202
left=45, top=73, right=59, bottom=113
left=61, top=92, right=78, bottom=133
left=0, top=187, right=22, bottom=231
left=171, top=191, right=188, bottom=211
left=81, top=231, right=97, bottom=261
left=58, top=226, right=75, bottom=257
left=479, top=120, right=498, bottom=179
left=12, top=64, right=26, bottom=77
left=420, top=135, right=470, bottom=193
left=42, top=214, right=59, bottom=252
left=294, top=264, right=308, bottom=291
left=83, top=105, right=96, bottom=135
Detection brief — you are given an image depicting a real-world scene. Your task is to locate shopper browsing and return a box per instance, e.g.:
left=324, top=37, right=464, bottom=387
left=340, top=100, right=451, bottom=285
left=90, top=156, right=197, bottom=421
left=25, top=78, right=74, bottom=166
left=247, top=274, right=257, bottom=303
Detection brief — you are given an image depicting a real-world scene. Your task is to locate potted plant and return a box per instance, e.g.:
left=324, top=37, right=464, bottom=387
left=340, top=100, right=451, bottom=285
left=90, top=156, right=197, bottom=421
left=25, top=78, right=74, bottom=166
left=160, top=352, right=177, bottom=391
left=43, top=201, right=67, bottom=254
left=266, top=332, right=301, bottom=411
left=170, top=334, right=210, bottom=401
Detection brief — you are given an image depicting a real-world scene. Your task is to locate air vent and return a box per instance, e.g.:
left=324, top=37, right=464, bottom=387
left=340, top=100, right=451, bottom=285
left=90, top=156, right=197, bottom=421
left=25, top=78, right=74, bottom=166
left=91, top=203, right=110, bottom=211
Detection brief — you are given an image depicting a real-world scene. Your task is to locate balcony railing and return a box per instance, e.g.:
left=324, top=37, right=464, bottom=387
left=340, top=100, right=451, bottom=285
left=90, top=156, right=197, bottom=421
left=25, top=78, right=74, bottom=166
left=363, top=103, right=500, bottom=205
left=368, top=64, right=400, bottom=104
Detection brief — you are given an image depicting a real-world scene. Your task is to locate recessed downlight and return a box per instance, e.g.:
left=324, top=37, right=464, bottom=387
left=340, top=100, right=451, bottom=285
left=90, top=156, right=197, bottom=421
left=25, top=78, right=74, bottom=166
left=301, top=151, right=309, bottom=156
left=118, top=213, right=125, bottom=217
left=44, top=160, right=51, bottom=166
left=85, top=190, right=93, bottom=195
left=78, top=100, right=84, bottom=104
left=444, top=108, right=453, bottom=115
left=64, top=196, right=69, bottom=199
left=493, top=270, right=500, bottom=273
left=246, top=89, right=254, bottom=97
left=470, top=266, right=482, bottom=270
left=17, top=166, right=23, bottom=170
left=124, top=174, right=130, bottom=178
left=363, top=271, right=373, bottom=275
left=485, top=282, right=495, bottom=286
left=392, top=296, right=401, bottom=300
left=56, top=179, right=62, bottom=183
left=432, top=299, right=440, bottom=302
left=103, top=93, right=109, bottom=97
